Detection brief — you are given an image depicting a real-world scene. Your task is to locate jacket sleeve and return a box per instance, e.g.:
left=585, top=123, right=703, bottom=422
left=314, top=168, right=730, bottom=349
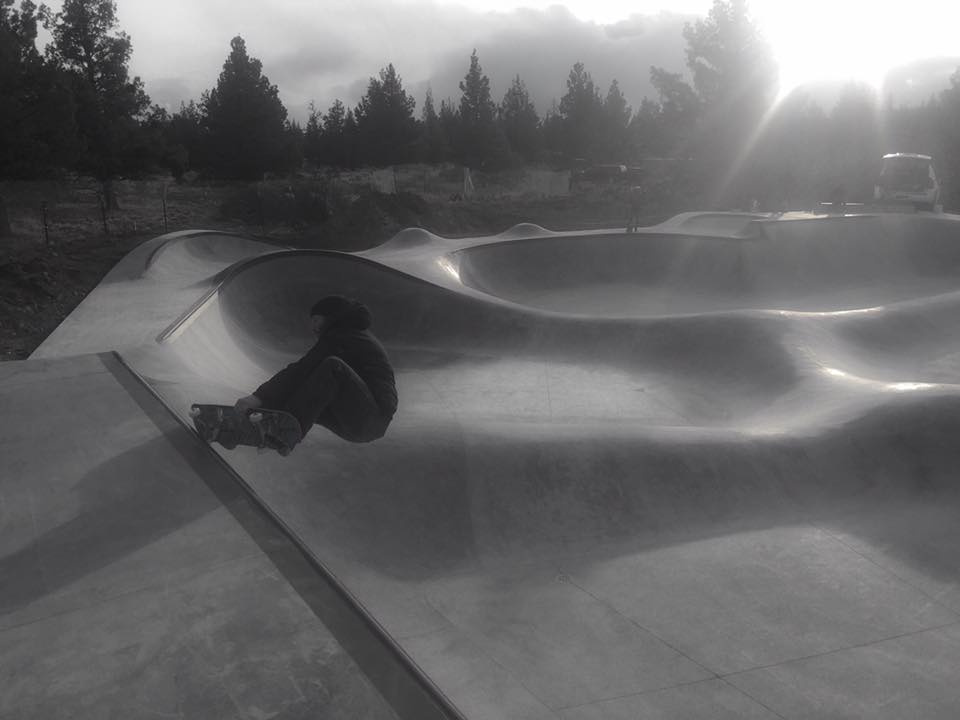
left=253, top=340, right=329, bottom=408
left=253, top=360, right=302, bottom=408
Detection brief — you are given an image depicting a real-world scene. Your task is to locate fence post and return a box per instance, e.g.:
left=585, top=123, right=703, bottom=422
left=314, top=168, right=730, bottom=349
left=161, top=182, right=168, bottom=233
left=98, top=190, right=109, bottom=235
left=257, top=182, right=265, bottom=234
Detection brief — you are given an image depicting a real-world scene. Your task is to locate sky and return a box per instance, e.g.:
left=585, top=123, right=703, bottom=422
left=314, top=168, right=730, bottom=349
left=47, top=0, right=960, bottom=122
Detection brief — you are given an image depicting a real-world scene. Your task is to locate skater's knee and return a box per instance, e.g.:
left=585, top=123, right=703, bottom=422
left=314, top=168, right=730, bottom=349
left=306, top=356, right=349, bottom=385
left=321, top=356, right=349, bottom=374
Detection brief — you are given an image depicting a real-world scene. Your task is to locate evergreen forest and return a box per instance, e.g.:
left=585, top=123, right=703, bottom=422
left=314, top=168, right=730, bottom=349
left=3, top=0, right=960, bottom=211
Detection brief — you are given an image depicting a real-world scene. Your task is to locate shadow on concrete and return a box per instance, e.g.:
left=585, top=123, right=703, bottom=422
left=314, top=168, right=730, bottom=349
left=0, top=436, right=220, bottom=615
left=284, top=392, right=960, bottom=590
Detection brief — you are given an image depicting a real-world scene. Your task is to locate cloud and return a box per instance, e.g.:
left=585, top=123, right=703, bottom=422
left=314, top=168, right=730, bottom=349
left=101, top=1, right=697, bottom=122
left=47, top=0, right=960, bottom=126
left=107, top=0, right=700, bottom=121
left=268, top=43, right=360, bottom=107
left=417, top=8, right=693, bottom=115
left=605, top=11, right=685, bottom=39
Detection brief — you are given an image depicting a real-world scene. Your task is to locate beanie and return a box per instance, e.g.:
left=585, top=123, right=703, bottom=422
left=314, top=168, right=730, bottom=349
left=309, top=295, right=373, bottom=330
left=310, top=295, right=351, bottom=318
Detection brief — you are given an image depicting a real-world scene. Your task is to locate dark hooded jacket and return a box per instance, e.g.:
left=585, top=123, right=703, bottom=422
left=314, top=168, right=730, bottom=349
left=253, top=299, right=397, bottom=419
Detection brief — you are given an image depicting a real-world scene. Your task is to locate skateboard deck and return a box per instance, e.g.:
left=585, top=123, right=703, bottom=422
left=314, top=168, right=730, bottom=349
left=189, top=403, right=302, bottom=456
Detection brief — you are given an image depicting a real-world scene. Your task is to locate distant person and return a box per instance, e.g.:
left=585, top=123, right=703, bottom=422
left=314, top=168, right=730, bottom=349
left=235, top=295, right=398, bottom=447
left=625, top=185, right=644, bottom=232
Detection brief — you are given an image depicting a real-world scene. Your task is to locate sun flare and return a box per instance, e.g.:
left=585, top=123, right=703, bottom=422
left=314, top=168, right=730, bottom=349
left=753, top=1, right=960, bottom=99
left=438, top=1, right=960, bottom=102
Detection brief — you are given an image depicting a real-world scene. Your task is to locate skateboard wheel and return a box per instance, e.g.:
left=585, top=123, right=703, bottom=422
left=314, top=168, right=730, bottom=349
left=188, top=407, right=201, bottom=418
left=249, top=412, right=263, bottom=423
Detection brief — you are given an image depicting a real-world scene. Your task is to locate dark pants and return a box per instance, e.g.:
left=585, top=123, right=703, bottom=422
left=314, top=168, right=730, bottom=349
left=283, top=357, right=391, bottom=443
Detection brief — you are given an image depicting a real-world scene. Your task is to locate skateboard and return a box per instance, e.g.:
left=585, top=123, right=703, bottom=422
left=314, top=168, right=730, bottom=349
left=189, top=403, right=302, bottom=456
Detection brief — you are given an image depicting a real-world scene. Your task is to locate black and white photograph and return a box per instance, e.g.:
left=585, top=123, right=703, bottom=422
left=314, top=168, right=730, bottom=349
left=4, top=1, right=960, bottom=717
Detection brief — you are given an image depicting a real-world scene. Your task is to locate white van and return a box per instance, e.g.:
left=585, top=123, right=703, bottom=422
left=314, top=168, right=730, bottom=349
left=874, top=153, right=942, bottom=211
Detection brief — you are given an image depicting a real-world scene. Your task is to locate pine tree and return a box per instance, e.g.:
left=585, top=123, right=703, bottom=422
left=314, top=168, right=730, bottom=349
left=354, top=64, right=417, bottom=166
left=323, top=99, right=346, bottom=135
left=321, top=99, right=347, bottom=166
left=47, top=0, right=149, bottom=203
left=499, top=75, right=540, bottom=162
left=681, top=0, right=777, bottom=200
left=457, top=49, right=499, bottom=167
left=342, top=108, right=359, bottom=169
left=559, top=62, right=603, bottom=160
left=638, top=67, right=700, bottom=158
left=598, top=79, right=631, bottom=161
left=303, top=101, right=323, bottom=166
left=827, top=83, right=882, bottom=200
left=629, top=97, right=663, bottom=158
left=1, top=0, right=78, bottom=177
left=935, top=69, right=960, bottom=209
left=438, top=98, right=460, bottom=162
left=541, top=100, right=565, bottom=160
left=165, top=100, right=204, bottom=177
left=202, top=35, right=290, bottom=179
left=682, top=0, right=775, bottom=112
left=283, top=119, right=304, bottom=172
left=419, top=87, right=448, bottom=163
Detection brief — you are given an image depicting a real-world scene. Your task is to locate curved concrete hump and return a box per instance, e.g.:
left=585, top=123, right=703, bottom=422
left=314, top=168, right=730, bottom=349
left=496, top=222, right=555, bottom=238
left=143, top=230, right=284, bottom=285
left=373, top=226, right=445, bottom=252
left=651, top=210, right=767, bottom=237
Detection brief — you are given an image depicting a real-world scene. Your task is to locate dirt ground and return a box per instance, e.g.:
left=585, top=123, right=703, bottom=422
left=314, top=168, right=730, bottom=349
left=0, top=173, right=665, bottom=361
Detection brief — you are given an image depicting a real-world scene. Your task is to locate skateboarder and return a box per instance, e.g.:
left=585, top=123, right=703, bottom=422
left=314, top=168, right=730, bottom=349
left=235, top=295, right=398, bottom=446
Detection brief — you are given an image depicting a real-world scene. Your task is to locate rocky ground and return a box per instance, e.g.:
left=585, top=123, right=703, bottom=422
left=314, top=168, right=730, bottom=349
left=0, top=173, right=665, bottom=360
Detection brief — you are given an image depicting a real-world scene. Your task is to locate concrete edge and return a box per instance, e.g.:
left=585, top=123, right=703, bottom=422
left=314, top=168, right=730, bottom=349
left=102, top=350, right=467, bottom=720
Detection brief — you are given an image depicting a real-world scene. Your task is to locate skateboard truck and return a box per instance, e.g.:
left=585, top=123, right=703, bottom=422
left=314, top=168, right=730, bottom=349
left=189, top=405, right=221, bottom=443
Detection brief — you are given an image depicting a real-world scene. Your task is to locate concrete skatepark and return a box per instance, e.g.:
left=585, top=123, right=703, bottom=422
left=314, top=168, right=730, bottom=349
left=5, top=209, right=960, bottom=718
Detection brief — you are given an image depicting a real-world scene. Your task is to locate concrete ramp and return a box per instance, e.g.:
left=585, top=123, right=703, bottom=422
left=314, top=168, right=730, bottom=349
left=10, top=211, right=960, bottom=719
left=0, top=353, right=407, bottom=719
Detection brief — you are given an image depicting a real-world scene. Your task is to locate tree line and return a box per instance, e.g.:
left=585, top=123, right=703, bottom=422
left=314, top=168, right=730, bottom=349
left=3, top=0, right=960, bottom=209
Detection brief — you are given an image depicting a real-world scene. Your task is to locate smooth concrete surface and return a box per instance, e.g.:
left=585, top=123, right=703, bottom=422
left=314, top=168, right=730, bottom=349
left=0, top=353, right=398, bottom=719
left=10, top=209, right=960, bottom=718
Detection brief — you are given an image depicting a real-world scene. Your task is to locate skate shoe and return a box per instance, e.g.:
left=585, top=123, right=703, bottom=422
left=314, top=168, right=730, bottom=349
left=249, top=411, right=302, bottom=456
left=189, top=406, right=223, bottom=444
